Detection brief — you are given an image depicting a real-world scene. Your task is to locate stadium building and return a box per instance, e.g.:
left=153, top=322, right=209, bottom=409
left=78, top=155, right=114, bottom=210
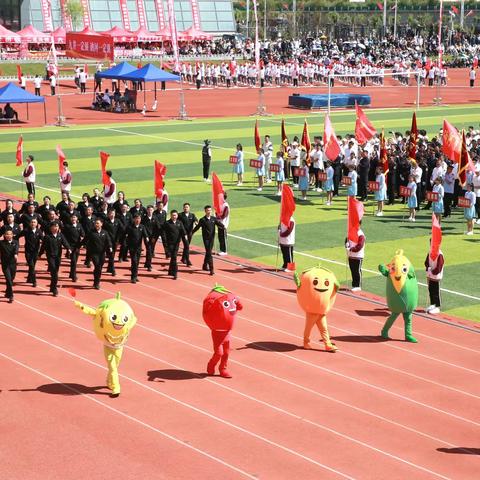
left=1, top=0, right=236, bottom=35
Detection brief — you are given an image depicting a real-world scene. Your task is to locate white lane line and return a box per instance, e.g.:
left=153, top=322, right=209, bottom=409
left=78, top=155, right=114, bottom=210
left=0, top=351, right=257, bottom=479
left=0, top=318, right=354, bottom=480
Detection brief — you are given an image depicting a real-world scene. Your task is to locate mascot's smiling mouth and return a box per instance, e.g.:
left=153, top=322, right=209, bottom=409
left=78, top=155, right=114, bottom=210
left=112, top=323, right=124, bottom=330
left=314, top=287, right=328, bottom=292
left=395, top=276, right=401, bottom=281
left=229, top=307, right=236, bottom=312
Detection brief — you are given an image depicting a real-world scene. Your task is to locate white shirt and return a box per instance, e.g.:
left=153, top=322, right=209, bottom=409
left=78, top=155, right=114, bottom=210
left=34, top=77, right=42, bottom=88
left=278, top=218, right=295, bottom=246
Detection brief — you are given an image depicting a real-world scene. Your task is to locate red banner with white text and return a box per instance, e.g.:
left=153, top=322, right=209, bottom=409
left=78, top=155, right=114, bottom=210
left=66, top=33, right=114, bottom=60
left=119, top=0, right=131, bottom=30
left=136, top=0, right=147, bottom=28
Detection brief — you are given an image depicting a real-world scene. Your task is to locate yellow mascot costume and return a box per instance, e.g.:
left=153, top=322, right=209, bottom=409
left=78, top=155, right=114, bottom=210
left=294, top=265, right=340, bottom=352
left=74, top=292, right=137, bottom=397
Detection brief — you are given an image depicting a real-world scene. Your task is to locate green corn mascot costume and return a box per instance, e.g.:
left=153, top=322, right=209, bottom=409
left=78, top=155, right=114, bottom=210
left=379, top=249, right=418, bottom=343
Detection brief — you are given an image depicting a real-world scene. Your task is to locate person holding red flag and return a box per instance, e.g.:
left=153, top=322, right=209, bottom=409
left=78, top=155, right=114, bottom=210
left=425, top=214, right=444, bottom=315
left=212, top=172, right=229, bottom=256
left=59, top=161, right=72, bottom=196
left=22, top=154, right=36, bottom=197
left=278, top=185, right=296, bottom=272
left=345, top=196, right=365, bottom=292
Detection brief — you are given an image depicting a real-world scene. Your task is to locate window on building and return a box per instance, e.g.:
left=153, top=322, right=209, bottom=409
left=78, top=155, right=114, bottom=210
left=198, top=0, right=234, bottom=32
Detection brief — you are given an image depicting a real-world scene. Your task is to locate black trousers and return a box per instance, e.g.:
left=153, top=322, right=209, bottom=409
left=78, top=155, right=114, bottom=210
left=218, top=228, right=227, bottom=253
left=203, top=160, right=210, bottom=180
left=428, top=279, right=441, bottom=307
left=476, top=197, right=480, bottom=219
left=25, top=250, right=38, bottom=283
left=26, top=182, right=35, bottom=196
left=51, top=86, right=56, bottom=95
left=291, top=166, right=299, bottom=184
left=348, top=257, right=363, bottom=288
left=129, top=248, right=141, bottom=280
left=181, top=234, right=191, bottom=263
left=280, top=245, right=293, bottom=269
left=35, top=87, right=41, bottom=96
left=203, top=239, right=214, bottom=271
left=47, top=255, right=61, bottom=292
left=167, top=242, right=181, bottom=276
left=144, top=239, right=153, bottom=268
left=358, top=173, right=368, bottom=200
left=80, top=82, right=86, bottom=93
left=444, top=192, right=453, bottom=217
left=90, top=253, right=105, bottom=286
left=107, top=243, right=117, bottom=273
left=69, top=248, right=80, bottom=279
left=2, top=262, right=16, bottom=298
left=119, top=235, right=128, bottom=261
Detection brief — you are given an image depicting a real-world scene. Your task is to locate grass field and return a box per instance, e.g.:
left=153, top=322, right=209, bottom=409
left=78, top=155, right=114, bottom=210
left=0, top=104, right=479, bottom=322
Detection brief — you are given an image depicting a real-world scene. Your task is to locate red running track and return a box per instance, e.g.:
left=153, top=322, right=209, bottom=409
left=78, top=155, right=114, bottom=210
left=1, top=247, right=479, bottom=479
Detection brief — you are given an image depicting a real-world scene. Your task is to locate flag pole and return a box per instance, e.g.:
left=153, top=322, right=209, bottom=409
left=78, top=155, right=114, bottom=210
left=435, top=0, right=444, bottom=106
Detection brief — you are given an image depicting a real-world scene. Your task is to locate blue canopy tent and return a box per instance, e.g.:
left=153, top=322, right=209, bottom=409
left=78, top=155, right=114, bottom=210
left=0, top=82, right=46, bottom=124
left=96, top=61, right=137, bottom=79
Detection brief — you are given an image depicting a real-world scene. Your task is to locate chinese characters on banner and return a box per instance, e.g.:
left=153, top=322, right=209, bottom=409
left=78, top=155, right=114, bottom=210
left=119, top=0, right=131, bottom=30
left=80, top=0, right=91, bottom=27
left=154, top=0, right=166, bottom=29
left=190, top=0, right=201, bottom=29
left=136, top=0, right=147, bottom=28
left=66, top=33, right=114, bottom=60
left=41, top=0, right=53, bottom=32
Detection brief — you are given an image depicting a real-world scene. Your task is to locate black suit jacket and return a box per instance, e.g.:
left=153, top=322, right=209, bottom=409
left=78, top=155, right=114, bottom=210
left=85, top=229, right=112, bottom=255
left=19, top=227, right=43, bottom=254
left=178, top=212, right=198, bottom=234
left=0, top=239, right=19, bottom=266
left=63, top=223, right=85, bottom=249
left=41, top=233, right=71, bottom=258
left=163, top=220, right=187, bottom=245
left=0, top=222, right=21, bottom=240
left=192, top=215, right=224, bottom=243
left=125, top=224, right=148, bottom=250
left=103, top=218, right=122, bottom=244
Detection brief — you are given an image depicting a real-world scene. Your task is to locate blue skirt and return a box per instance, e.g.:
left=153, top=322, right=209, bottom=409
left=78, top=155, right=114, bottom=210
left=235, top=161, right=244, bottom=174
left=324, top=179, right=333, bottom=192
left=433, top=200, right=444, bottom=214
left=464, top=206, right=476, bottom=220
left=407, top=194, right=417, bottom=209
left=256, top=167, right=265, bottom=177
left=298, top=175, right=309, bottom=191
left=276, top=170, right=285, bottom=182
left=374, top=187, right=387, bottom=201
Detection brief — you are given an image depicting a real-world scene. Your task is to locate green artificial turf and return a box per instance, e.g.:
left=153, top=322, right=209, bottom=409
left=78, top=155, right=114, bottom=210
left=0, top=104, right=479, bottom=322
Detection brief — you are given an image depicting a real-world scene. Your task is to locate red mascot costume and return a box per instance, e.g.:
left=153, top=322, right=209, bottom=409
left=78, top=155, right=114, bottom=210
left=202, top=284, right=243, bottom=378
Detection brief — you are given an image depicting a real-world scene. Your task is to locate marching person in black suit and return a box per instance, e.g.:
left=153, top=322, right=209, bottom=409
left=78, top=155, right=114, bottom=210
left=19, top=218, right=43, bottom=287
left=125, top=214, right=149, bottom=283
left=90, top=188, right=103, bottom=212
left=0, top=213, right=21, bottom=240
left=37, top=196, right=56, bottom=224
left=117, top=203, right=132, bottom=262
left=129, top=198, right=147, bottom=219
left=0, top=230, right=19, bottom=302
left=1, top=199, right=19, bottom=224
left=178, top=202, right=198, bottom=266
left=19, top=193, right=39, bottom=215
left=59, top=201, right=80, bottom=226
left=56, top=192, right=71, bottom=217
left=103, top=209, right=122, bottom=276
left=20, top=204, right=41, bottom=230
left=85, top=218, right=112, bottom=289
left=142, top=205, right=158, bottom=271
left=77, top=193, right=93, bottom=218
left=153, top=201, right=168, bottom=258
left=63, top=214, right=85, bottom=282
left=39, top=221, right=71, bottom=296
left=192, top=205, right=224, bottom=275
left=81, top=206, right=96, bottom=267
left=162, top=210, right=188, bottom=279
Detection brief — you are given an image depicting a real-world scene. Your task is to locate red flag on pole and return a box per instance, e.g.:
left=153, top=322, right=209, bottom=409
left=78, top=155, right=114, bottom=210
left=442, top=120, right=462, bottom=163
left=408, top=112, right=418, bottom=161
left=355, top=103, right=377, bottom=144
left=451, top=5, right=459, bottom=15
left=211, top=172, right=226, bottom=217
left=458, top=130, right=476, bottom=187
left=56, top=145, right=66, bottom=175
left=301, top=119, right=311, bottom=161
left=323, top=114, right=340, bottom=161
left=15, top=135, right=23, bottom=166
left=281, top=118, right=288, bottom=149
left=100, top=151, right=111, bottom=185
left=254, top=119, right=261, bottom=152
left=376, top=2, right=383, bottom=10
left=16, top=64, right=22, bottom=83
left=280, top=184, right=295, bottom=228
left=154, top=160, right=167, bottom=198
left=430, top=213, right=442, bottom=261
left=347, top=196, right=364, bottom=243
left=380, top=129, right=389, bottom=178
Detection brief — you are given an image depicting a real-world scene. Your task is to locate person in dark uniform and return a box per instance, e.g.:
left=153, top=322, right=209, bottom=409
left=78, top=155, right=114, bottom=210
left=0, top=213, right=21, bottom=240
left=19, top=218, right=43, bottom=287
left=19, top=193, right=39, bottom=215
left=37, top=196, right=56, bottom=224
left=112, top=191, right=129, bottom=215
left=55, top=192, right=71, bottom=216
left=103, top=209, right=121, bottom=276
left=192, top=205, right=224, bottom=275
left=96, top=201, right=109, bottom=223
left=178, top=202, right=198, bottom=266
left=0, top=230, right=19, bottom=302
left=162, top=210, right=188, bottom=279
left=202, top=139, right=212, bottom=182
left=357, top=150, right=370, bottom=201
left=81, top=206, right=96, bottom=267
left=59, top=201, right=80, bottom=226
left=63, top=214, right=84, bottom=282
left=20, top=203, right=41, bottom=230
left=117, top=203, right=132, bottom=262
left=332, top=157, right=342, bottom=197
left=129, top=198, right=147, bottom=219
left=90, top=188, right=103, bottom=212
left=39, top=221, right=71, bottom=296
left=77, top=193, right=92, bottom=218
left=142, top=205, right=158, bottom=271
left=85, top=218, right=112, bottom=289
left=153, top=201, right=168, bottom=258
left=1, top=199, right=19, bottom=224
left=125, top=214, right=149, bottom=283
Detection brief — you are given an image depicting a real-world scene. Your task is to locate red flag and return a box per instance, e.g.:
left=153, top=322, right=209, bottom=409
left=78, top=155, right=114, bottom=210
left=254, top=119, right=261, bottom=152
left=16, top=64, right=22, bottom=83
left=451, top=5, right=459, bottom=15
left=154, top=160, right=167, bottom=198
left=408, top=112, right=418, bottom=161
left=15, top=135, right=23, bottom=166
left=323, top=114, right=340, bottom=161
left=211, top=172, right=226, bottom=217
left=280, top=185, right=295, bottom=228
left=355, top=103, right=377, bottom=144
left=376, top=2, right=383, bottom=11
left=458, top=130, right=476, bottom=187
left=100, top=151, right=111, bottom=185
left=56, top=144, right=66, bottom=175
left=281, top=118, right=288, bottom=149
left=473, top=57, right=478, bottom=69
left=380, top=129, right=389, bottom=178
left=430, top=213, right=442, bottom=261
left=301, top=119, right=311, bottom=161
left=442, top=120, right=462, bottom=163
left=347, top=196, right=364, bottom=243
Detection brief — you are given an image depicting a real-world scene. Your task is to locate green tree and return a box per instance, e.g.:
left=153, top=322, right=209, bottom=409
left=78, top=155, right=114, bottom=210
left=65, top=0, right=84, bottom=31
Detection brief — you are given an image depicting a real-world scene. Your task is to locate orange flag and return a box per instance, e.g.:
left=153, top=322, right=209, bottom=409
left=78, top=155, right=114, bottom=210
left=442, top=120, right=461, bottom=163
left=323, top=114, right=340, bottom=161
left=355, top=103, right=377, bottom=144
left=254, top=119, right=261, bottom=152
left=458, top=130, right=475, bottom=187
left=347, top=196, right=364, bottom=243
left=15, top=135, right=23, bottom=166
left=280, top=184, right=295, bottom=228
left=408, top=112, right=418, bottom=161
left=211, top=172, right=226, bottom=217
left=56, top=145, right=66, bottom=175
left=154, top=160, right=167, bottom=197
left=430, top=213, right=442, bottom=261
left=16, top=64, right=22, bottom=83
left=380, top=129, right=389, bottom=178
left=301, top=119, right=311, bottom=161
left=100, top=151, right=111, bottom=185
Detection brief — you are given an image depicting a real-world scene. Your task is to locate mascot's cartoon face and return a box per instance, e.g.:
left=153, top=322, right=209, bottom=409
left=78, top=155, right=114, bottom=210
left=93, top=294, right=137, bottom=343
left=387, top=250, right=414, bottom=294
left=203, top=285, right=243, bottom=331
left=295, top=266, right=339, bottom=314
